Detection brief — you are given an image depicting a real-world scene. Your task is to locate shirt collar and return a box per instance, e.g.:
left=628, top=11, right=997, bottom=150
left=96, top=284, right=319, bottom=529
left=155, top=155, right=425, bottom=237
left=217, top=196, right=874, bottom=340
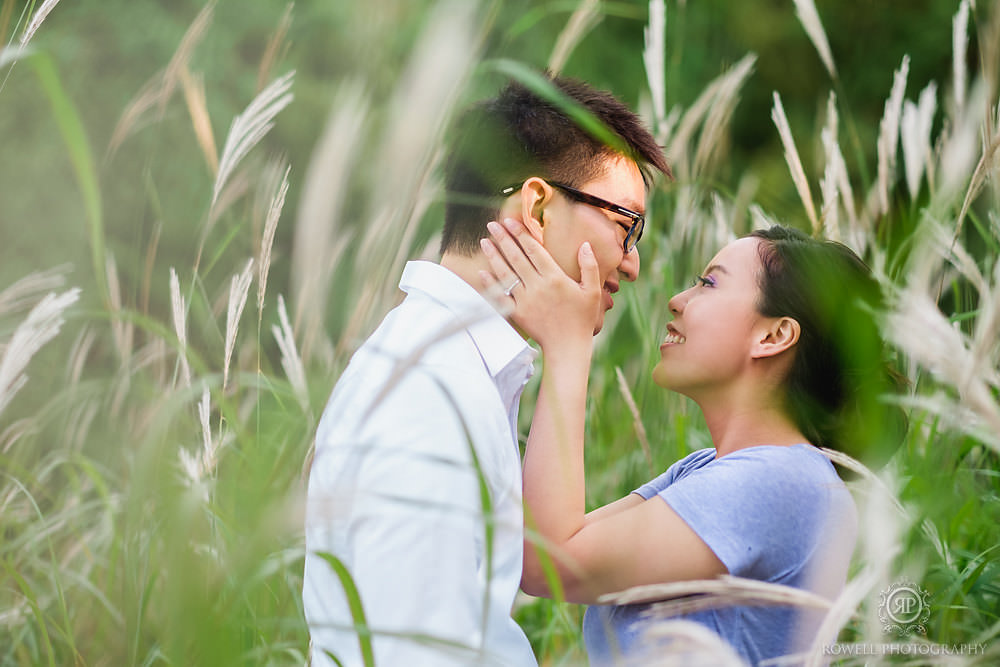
left=399, top=261, right=537, bottom=378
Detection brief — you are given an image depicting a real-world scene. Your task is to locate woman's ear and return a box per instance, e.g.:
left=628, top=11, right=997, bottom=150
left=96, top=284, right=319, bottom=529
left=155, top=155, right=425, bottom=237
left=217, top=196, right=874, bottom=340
left=751, top=316, right=800, bottom=359
left=519, top=177, right=552, bottom=242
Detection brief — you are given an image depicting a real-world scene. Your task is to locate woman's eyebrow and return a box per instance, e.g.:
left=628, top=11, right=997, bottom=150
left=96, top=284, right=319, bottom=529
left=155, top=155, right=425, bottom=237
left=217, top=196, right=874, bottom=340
left=702, top=263, right=729, bottom=275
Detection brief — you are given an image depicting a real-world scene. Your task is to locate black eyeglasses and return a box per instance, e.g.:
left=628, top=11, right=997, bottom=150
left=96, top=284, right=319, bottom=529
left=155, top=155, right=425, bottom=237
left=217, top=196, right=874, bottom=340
left=500, top=181, right=645, bottom=253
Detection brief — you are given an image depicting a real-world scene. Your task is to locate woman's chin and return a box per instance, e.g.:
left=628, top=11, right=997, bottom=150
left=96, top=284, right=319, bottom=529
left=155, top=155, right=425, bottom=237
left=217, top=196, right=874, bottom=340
left=651, top=362, right=670, bottom=388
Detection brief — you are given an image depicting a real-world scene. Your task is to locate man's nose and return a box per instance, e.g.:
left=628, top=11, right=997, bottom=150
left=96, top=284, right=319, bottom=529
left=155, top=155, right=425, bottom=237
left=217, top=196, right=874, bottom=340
left=619, top=246, right=640, bottom=283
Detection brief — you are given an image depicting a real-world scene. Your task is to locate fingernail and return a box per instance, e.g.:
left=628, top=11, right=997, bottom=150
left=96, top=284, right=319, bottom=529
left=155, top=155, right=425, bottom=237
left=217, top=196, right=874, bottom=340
left=487, top=220, right=502, bottom=235
left=502, top=217, right=519, bottom=230
left=581, top=242, right=593, bottom=255
left=480, top=238, right=494, bottom=253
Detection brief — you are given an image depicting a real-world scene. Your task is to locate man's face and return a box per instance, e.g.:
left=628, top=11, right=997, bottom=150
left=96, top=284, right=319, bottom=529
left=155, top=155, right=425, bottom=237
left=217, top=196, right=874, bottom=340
left=541, top=156, right=645, bottom=334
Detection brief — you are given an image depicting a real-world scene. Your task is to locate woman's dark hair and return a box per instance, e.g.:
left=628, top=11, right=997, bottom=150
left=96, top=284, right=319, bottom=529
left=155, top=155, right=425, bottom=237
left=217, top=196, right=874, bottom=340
left=750, top=225, right=906, bottom=466
left=440, top=72, right=670, bottom=256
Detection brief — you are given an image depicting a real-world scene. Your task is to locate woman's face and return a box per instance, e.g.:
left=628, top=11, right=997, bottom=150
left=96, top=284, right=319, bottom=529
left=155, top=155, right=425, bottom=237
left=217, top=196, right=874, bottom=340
left=652, top=236, right=769, bottom=397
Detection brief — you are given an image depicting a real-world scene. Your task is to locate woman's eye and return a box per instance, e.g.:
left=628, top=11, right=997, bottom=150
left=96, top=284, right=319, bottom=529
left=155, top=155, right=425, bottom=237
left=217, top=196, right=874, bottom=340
left=694, top=275, right=715, bottom=287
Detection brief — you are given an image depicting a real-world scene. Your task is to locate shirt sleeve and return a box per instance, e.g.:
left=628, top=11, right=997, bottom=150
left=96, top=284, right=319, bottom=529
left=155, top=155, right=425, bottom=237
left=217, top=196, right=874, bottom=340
left=653, top=448, right=834, bottom=580
left=304, top=365, right=492, bottom=667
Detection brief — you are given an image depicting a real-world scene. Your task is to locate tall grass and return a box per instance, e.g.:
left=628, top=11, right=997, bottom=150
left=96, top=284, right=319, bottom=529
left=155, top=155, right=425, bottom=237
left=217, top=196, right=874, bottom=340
left=0, top=1, right=998, bottom=665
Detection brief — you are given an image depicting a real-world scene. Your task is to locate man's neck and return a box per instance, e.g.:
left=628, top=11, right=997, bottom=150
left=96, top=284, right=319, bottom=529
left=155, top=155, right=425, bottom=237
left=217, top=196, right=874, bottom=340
left=439, top=250, right=491, bottom=293
left=440, top=250, right=529, bottom=340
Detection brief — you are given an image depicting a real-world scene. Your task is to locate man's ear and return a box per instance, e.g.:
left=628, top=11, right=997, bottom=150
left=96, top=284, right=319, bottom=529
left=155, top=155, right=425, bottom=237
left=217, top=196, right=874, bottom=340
left=751, top=316, right=800, bottom=359
left=519, top=177, right=552, bottom=242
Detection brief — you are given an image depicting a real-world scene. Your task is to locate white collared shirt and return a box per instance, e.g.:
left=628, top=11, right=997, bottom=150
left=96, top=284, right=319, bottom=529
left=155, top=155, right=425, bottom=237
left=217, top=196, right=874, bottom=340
left=303, top=261, right=538, bottom=667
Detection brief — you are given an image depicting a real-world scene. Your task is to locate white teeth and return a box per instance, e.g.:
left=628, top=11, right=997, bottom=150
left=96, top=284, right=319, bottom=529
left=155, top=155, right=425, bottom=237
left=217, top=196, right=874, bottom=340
left=663, top=333, right=686, bottom=345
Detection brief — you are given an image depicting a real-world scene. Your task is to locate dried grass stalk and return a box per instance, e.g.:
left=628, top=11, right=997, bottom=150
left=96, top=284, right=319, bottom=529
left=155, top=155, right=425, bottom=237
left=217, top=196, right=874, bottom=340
left=600, top=575, right=833, bottom=612
left=179, top=65, right=218, bottom=176
left=900, top=82, right=937, bottom=199
left=290, top=82, right=367, bottom=363
left=615, top=366, right=652, bottom=475
left=695, top=54, right=756, bottom=177
left=633, top=619, right=748, bottom=667
left=0, top=265, right=68, bottom=316
left=180, top=383, right=220, bottom=495
left=18, top=0, right=60, bottom=48
left=953, top=0, right=971, bottom=114
left=108, top=2, right=214, bottom=154
left=257, top=2, right=293, bottom=92
left=257, top=164, right=290, bottom=318
left=643, top=0, right=668, bottom=138
left=793, top=0, right=836, bottom=79
left=106, top=255, right=134, bottom=364
left=272, top=294, right=309, bottom=414
left=875, top=56, right=910, bottom=216
left=223, top=259, right=254, bottom=392
left=819, top=92, right=842, bottom=242
left=771, top=92, right=819, bottom=234
left=0, top=287, right=80, bottom=417
left=169, top=267, right=192, bottom=389
left=548, top=0, right=601, bottom=75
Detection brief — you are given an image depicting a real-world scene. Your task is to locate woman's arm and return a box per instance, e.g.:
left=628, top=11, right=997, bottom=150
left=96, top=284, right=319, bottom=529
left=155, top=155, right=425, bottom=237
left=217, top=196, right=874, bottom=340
left=483, top=219, right=726, bottom=604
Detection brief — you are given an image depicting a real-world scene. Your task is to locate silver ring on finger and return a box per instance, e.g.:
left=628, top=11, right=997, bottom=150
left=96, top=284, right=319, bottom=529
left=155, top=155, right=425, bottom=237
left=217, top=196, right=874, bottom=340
left=503, top=277, right=521, bottom=296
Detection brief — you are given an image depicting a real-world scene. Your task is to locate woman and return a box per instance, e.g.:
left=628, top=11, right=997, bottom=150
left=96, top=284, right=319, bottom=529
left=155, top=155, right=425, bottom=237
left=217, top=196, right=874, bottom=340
left=479, top=219, right=902, bottom=665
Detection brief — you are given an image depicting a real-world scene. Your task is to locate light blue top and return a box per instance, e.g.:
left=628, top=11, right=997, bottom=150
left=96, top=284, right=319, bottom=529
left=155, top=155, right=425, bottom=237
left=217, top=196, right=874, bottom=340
left=583, top=444, right=857, bottom=666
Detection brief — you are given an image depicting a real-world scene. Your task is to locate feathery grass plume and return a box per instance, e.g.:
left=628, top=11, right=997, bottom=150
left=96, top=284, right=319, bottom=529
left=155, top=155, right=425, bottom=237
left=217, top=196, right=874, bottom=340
left=169, top=267, right=192, bottom=389
left=106, top=254, right=134, bottom=364
left=669, top=54, right=756, bottom=184
left=802, top=566, right=881, bottom=667
left=771, top=92, right=819, bottom=234
left=615, top=366, right=652, bottom=475
left=819, top=92, right=842, bottom=242
left=257, top=164, right=289, bottom=319
left=290, top=81, right=367, bottom=364
left=952, top=121, right=1000, bottom=248
left=953, top=0, right=971, bottom=115
left=548, top=0, right=601, bottom=75
left=855, top=467, right=910, bottom=643
left=0, top=45, right=28, bottom=68
left=0, top=287, right=80, bottom=417
left=875, top=56, right=910, bottom=217
left=938, top=80, right=986, bottom=206
left=180, top=384, right=219, bottom=498
left=108, top=2, right=214, bottom=155
left=210, top=69, right=294, bottom=213
left=694, top=54, right=756, bottom=178
left=886, top=282, right=1000, bottom=447
left=971, top=252, right=1000, bottom=376
left=223, top=259, right=254, bottom=392
left=348, top=1, right=480, bottom=348
left=793, top=0, right=836, bottom=79
left=179, top=65, right=218, bottom=176
left=900, top=82, right=938, bottom=199
left=17, top=0, right=60, bottom=48
left=643, top=0, right=668, bottom=140
left=633, top=620, right=747, bottom=667
left=602, top=575, right=833, bottom=612
left=0, top=264, right=68, bottom=316
left=272, top=294, right=309, bottom=414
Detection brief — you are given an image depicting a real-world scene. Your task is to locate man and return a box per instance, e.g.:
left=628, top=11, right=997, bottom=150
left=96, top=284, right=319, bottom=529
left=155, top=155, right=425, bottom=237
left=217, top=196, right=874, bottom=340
left=303, top=72, right=670, bottom=666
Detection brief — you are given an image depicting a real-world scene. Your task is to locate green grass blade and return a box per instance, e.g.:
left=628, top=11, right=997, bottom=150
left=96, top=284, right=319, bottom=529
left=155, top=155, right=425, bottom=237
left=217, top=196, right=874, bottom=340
left=29, top=50, right=107, bottom=307
left=314, top=553, right=375, bottom=667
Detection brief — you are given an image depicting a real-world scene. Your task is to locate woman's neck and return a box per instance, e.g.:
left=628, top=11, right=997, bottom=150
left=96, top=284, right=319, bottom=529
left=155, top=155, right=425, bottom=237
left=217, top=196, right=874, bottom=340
left=697, top=394, right=807, bottom=458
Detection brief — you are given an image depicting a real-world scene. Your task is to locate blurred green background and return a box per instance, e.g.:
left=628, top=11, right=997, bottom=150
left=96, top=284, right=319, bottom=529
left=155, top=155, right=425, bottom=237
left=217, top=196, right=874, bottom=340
left=2, top=1, right=997, bottom=665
